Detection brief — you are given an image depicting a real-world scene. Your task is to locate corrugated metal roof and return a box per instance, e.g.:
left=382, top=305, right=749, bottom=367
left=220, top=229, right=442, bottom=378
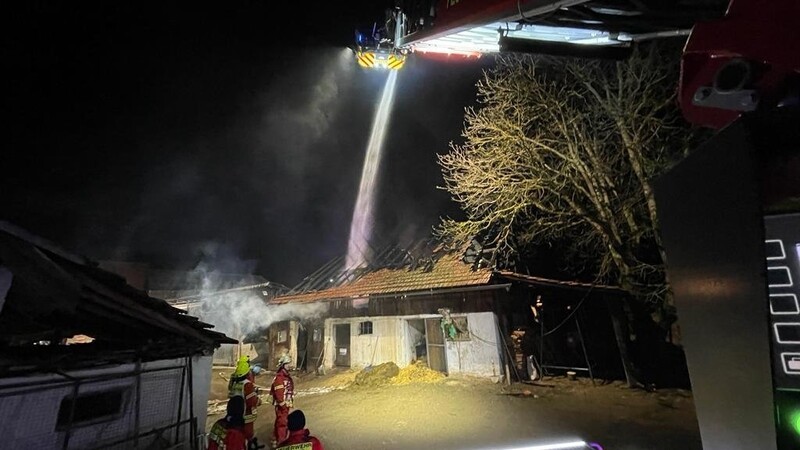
left=271, top=252, right=493, bottom=304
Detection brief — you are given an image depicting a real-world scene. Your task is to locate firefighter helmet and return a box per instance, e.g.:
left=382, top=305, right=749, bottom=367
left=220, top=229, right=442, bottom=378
left=233, top=356, right=250, bottom=377
left=277, top=354, right=291, bottom=369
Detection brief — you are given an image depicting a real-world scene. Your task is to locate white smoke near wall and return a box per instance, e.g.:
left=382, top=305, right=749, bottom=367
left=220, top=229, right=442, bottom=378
left=195, top=290, right=327, bottom=341
left=185, top=244, right=328, bottom=340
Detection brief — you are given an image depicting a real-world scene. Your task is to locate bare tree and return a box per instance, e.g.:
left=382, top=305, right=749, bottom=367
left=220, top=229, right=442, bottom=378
left=438, top=44, right=695, bottom=315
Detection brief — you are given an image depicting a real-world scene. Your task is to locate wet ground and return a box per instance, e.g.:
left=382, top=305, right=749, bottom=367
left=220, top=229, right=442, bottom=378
left=207, top=368, right=701, bottom=450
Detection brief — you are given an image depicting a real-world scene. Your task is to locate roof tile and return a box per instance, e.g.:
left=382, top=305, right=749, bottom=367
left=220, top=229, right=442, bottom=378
left=272, top=253, right=492, bottom=304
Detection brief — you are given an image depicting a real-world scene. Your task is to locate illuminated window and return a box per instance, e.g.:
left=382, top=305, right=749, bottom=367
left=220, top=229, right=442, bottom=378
left=359, top=321, right=373, bottom=335
left=313, top=329, right=322, bottom=342
left=278, top=330, right=288, bottom=343
left=56, top=389, right=128, bottom=430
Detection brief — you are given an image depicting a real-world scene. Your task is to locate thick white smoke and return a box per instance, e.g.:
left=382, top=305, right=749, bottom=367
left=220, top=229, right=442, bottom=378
left=187, top=248, right=328, bottom=340
left=195, top=290, right=327, bottom=341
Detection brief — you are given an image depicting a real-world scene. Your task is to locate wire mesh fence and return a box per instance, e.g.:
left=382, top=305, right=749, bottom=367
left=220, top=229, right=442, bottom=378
left=0, top=358, right=203, bottom=450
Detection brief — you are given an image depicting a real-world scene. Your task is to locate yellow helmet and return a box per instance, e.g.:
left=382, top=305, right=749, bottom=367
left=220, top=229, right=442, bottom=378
left=233, top=356, right=250, bottom=377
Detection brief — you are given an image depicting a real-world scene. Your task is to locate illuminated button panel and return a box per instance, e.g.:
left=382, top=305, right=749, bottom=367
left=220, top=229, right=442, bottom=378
left=765, top=214, right=800, bottom=388
left=781, top=353, right=800, bottom=375
left=772, top=294, right=800, bottom=315
left=775, top=323, right=800, bottom=344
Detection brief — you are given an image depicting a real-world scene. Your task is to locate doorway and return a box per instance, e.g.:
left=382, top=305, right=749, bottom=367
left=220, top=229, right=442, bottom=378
left=296, top=326, right=308, bottom=371
left=334, top=324, right=351, bottom=367
left=268, top=321, right=290, bottom=368
left=406, top=319, right=448, bottom=374
left=407, top=319, right=427, bottom=364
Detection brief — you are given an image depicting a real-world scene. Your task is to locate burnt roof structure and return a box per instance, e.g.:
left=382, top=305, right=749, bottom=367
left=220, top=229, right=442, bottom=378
left=272, top=238, right=624, bottom=305
left=285, top=239, right=450, bottom=294
left=0, top=221, right=235, bottom=376
left=274, top=251, right=495, bottom=304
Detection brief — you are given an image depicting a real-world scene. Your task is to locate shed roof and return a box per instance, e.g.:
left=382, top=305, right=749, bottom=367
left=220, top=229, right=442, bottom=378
left=0, top=221, right=235, bottom=375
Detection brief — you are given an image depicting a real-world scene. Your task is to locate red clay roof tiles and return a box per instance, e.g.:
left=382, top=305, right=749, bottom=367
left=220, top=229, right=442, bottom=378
left=271, top=253, right=493, bottom=304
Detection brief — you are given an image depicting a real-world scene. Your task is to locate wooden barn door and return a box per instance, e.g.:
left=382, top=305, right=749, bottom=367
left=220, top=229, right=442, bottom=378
left=425, top=318, right=448, bottom=374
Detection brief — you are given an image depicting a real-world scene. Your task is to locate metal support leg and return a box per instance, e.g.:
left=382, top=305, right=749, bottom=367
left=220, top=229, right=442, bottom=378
left=575, top=313, right=595, bottom=386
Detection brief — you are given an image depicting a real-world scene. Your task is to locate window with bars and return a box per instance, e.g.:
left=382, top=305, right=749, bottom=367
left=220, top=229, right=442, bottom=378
left=359, top=321, right=373, bottom=335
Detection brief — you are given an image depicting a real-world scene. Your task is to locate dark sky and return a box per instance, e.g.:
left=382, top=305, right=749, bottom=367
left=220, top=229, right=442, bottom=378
left=4, top=1, right=493, bottom=285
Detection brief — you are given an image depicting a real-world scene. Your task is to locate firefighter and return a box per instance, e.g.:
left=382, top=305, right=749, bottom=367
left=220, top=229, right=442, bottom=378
left=228, top=356, right=262, bottom=443
left=269, top=354, right=295, bottom=447
left=275, top=410, right=324, bottom=450
left=208, top=397, right=247, bottom=450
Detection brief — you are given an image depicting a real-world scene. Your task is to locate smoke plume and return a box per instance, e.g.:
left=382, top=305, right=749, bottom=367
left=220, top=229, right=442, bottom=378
left=188, top=245, right=328, bottom=340
left=195, top=290, right=327, bottom=341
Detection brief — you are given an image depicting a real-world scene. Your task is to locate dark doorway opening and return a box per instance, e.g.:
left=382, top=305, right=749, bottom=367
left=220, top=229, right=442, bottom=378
left=297, top=326, right=308, bottom=371
left=334, top=324, right=351, bottom=367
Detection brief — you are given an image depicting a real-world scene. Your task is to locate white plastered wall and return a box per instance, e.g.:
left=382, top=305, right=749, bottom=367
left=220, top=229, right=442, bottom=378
left=444, top=311, right=505, bottom=378
left=324, top=317, right=402, bottom=369
left=289, top=320, right=299, bottom=366
left=322, top=312, right=505, bottom=379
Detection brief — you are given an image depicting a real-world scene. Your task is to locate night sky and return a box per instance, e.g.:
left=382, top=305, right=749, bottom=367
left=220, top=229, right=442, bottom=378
left=4, top=1, right=493, bottom=285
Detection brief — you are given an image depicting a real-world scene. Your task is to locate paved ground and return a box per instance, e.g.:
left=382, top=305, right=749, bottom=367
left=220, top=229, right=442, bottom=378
left=207, top=368, right=701, bottom=450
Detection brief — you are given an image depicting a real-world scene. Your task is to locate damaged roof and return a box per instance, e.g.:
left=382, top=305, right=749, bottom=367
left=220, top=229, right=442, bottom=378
left=271, top=251, right=494, bottom=304
left=0, top=221, right=235, bottom=374
left=271, top=239, right=625, bottom=305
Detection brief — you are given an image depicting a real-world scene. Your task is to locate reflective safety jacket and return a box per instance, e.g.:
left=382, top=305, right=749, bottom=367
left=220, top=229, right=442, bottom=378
left=275, top=429, right=324, bottom=450
left=207, top=419, right=247, bottom=450
left=270, top=368, right=294, bottom=408
left=228, top=373, right=259, bottom=424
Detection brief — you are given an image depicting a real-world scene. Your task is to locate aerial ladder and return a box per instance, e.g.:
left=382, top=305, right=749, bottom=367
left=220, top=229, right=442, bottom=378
left=362, top=1, right=800, bottom=448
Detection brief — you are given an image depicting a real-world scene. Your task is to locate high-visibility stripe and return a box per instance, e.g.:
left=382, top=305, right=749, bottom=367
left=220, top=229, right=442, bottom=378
left=357, top=52, right=376, bottom=68
left=276, top=443, right=313, bottom=450
left=209, top=422, right=227, bottom=447
left=387, top=54, right=405, bottom=70
left=228, top=379, right=250, bottom=397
